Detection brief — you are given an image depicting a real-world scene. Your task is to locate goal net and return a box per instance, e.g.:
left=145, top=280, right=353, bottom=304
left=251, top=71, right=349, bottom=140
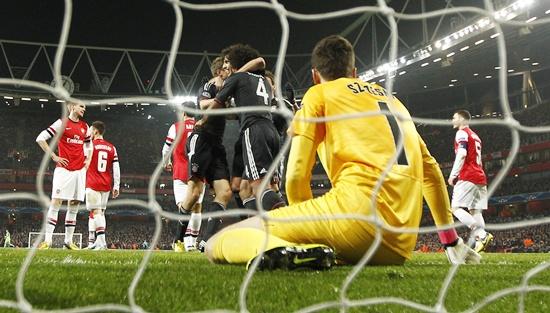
left=27, top=232, right=82, bottom=249
left=0, top=0, right=549, bottom=313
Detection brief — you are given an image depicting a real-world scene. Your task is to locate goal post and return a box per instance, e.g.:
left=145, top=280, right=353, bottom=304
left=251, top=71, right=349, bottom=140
left=28, top=232, right=83, bottom=249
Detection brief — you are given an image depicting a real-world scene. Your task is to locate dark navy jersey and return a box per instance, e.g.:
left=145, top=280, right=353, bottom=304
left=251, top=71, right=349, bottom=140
left=271, top=98, right=291, bottom=138
left=215, top=72, right=272, bottom=131
left=198, top=81, right=226, bottom=138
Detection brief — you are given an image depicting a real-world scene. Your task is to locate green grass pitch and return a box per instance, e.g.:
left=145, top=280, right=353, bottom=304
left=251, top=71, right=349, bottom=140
left=0, top=249, right=548, bottom=312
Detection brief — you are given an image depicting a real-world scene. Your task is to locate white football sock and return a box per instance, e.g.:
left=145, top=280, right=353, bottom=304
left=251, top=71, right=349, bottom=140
left=187, top=213, right=202, bottom=237
left=94, top=213, right=106, bottom=247
left=88, top=215, right=96, bottom=246
left=183, top=213, right=201, bottom=250
left=471, top=210, right=487, bottom=239
left=452, top=208, right=477, bottom=229
left=65, top=202, right=79, bottom=244
left=45, top=204, right=60, bottom=244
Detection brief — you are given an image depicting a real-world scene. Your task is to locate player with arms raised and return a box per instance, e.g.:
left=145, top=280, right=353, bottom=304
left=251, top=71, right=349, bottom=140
left=162, top=102, right=205, bottom=252
left=86, top=121, right=120, bottom=250
left=448, top=110, right=493, bottom=252
left=205, top=35, right=480, bottom=269
left=36, top=101, right=91, bottom=249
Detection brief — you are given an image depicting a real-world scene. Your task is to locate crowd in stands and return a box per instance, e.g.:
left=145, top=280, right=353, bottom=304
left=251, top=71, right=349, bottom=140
left=418, top=103, right=550, bottom=165
left=2, top=208, right=548, bottom=253
left=2, top=100, right=550, bottom=190
left=1, top=95, right=550, bottom=253
left=415, top=214, right=550, bottom=253
left=493, top=176, right=550, bottom=197
left=0, top=199, right=244, bottom=250
left=0, top=213, right=176, bottom=250
left=0, top=103, right=172, bottom=174
left=0, top=102, right=242, bottom=175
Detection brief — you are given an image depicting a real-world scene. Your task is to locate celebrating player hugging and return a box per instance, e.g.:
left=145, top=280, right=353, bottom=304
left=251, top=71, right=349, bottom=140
left=201, top=44, right=286, bottom=213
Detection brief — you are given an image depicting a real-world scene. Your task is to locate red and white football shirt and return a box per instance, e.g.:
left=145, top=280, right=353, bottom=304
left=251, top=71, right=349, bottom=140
left=454, top=127, right=487, bottom=185
left=165, top=119, right=195, bottom=182
left=46, top=118, right=90, bottom=171
left=86, top=138, right=119, bottom=192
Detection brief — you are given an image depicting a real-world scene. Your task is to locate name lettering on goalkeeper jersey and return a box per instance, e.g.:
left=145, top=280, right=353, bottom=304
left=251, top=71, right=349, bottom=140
left=346, top=82, right=387, bottom=97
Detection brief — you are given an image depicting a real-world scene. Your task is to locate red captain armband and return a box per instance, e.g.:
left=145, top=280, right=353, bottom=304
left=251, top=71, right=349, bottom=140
left=438, top=228, right=459, bottom=247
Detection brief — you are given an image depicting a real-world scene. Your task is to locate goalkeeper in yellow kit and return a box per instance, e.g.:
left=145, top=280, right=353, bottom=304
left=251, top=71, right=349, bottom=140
left=205, top=35, right=480, bottom=269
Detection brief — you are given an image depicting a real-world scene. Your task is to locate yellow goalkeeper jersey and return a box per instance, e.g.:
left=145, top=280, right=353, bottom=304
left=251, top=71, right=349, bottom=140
left=292, top=77, right=453, bottom=257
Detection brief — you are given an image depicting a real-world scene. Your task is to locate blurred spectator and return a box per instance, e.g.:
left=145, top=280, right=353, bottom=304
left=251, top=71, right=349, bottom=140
left=415, top=213, right=550, bottom=253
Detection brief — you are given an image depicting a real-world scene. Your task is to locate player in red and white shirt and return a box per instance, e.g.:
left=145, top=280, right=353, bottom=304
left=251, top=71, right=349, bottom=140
left=35, top=101, right=92, bottom=249
left=85, top=121, right=120, bottom=250
left=162, top=101, right=205, bottom=252
left=448, top=109, right=493, bottom=253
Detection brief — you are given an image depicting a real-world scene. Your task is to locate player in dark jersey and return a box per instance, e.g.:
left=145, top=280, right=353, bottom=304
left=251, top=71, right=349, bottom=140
left=265, top=70, right=297, bottom=200
left=202, top=44, right=284, bottom=213
left=226, top=58, right=271, bottom=213
left=235, top=70, right=294, bottom=212
left=181, top=57, right=232, bottom=251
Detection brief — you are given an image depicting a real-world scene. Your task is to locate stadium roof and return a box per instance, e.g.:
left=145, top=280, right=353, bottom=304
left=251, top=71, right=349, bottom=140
left=0, top=0, right=549, bottom=97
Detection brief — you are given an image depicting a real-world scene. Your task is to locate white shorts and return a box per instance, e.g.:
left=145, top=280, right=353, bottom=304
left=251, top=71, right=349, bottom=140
left=86, top=188, right=110, bottom=211
left=173, top=180, right=205, bottom=205
left=451, top=180, right=488, bottom=211
left=51, top=167, right=86, bottom=201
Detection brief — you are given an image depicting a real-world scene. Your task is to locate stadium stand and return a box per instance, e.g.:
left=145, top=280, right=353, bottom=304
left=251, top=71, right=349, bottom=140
left=1, top=79, right=549, bottom=251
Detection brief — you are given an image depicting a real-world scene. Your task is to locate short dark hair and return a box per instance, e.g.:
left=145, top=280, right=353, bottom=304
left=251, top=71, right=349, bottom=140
left=221, top=44, right=260, bottom=70
left=311, top=35, right=355, bottom=81
left=210, top=56, right=223, bottom=77
left=455, top=110, right=471, bottom=120
left=182, top=101, right=196, bottom=118
left=92, top=121, right=105, bottom=135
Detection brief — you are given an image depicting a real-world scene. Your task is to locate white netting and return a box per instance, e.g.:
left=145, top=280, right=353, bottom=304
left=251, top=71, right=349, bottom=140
left=0, top=0, right=550, bottom=312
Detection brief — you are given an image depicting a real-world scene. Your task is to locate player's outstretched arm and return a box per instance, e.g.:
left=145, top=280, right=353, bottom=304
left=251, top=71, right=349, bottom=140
left=84, top=126, right=93, bottom=169
left=112, top=150, right=120, bottom=199
left=237, top=57, right=266, bottom=73
left=195, top=98, right=224, bottom=127
left=199, top=98, right=223, bottom=110
left=448, top=129, right=468, bottom=186
left=197, top=74, right=238, bottom=125
left=161, top=124, right=175, bottom=170
left=448, top=147, right=466, bottom=186
left=285, top=133, right=317, bottom=204
left=285, top=84, right=325, bottom=204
